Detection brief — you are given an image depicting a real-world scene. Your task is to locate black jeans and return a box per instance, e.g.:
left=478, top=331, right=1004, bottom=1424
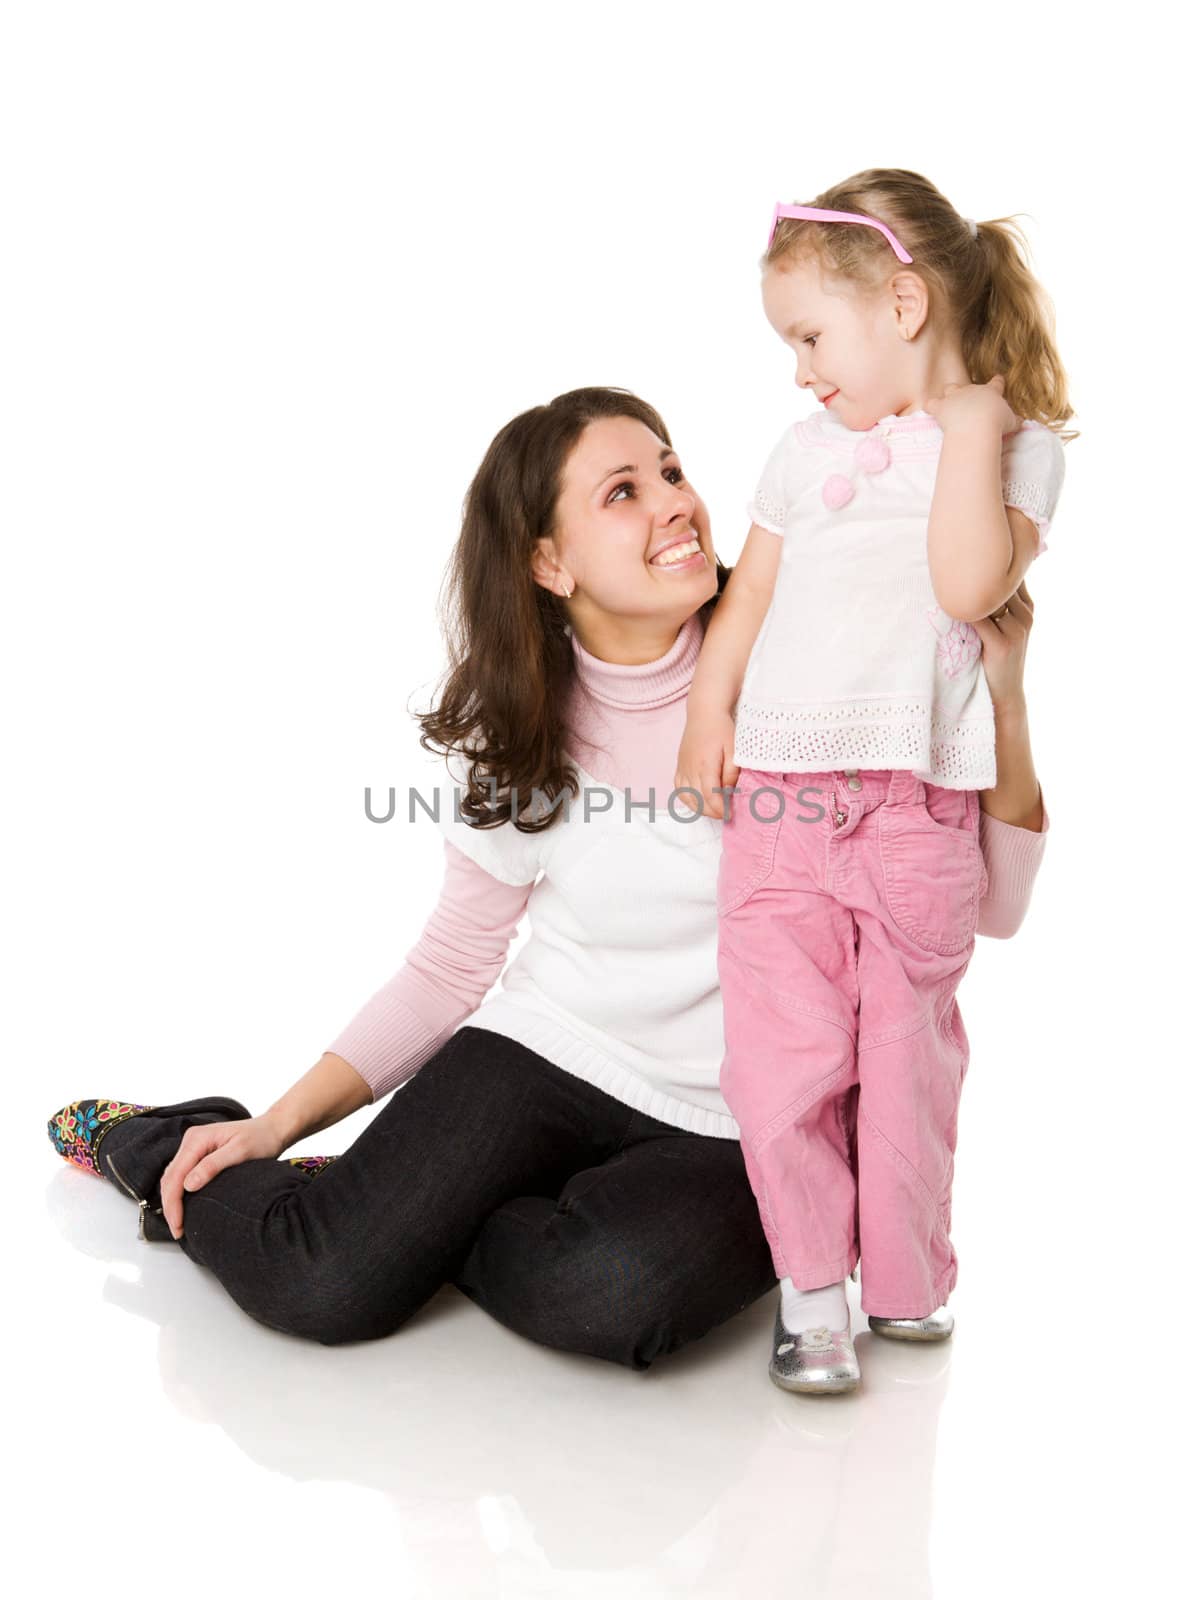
left=100, top=1026, right=779, bottom=1370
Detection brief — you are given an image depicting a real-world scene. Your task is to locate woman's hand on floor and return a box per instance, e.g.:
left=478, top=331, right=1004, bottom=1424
left=160, top=1114, right=287, bottom=1239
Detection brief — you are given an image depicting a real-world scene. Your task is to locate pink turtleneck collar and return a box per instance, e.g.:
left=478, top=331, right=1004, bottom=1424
left=566, top=610, right=704, bottom=710
left=563, top=610, right=705, bottom=797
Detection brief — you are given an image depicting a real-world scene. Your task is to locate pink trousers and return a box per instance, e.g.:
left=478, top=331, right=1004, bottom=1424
left=716, top=766, right=987, bottom=1319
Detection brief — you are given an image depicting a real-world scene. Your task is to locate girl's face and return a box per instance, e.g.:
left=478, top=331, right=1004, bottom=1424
left=761, top=256, right=919, bottom=431
left=535, top=416, right=719, bottom=641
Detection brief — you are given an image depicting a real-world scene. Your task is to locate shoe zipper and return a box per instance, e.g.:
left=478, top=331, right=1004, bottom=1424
left=105, top=1151, right=163, bottom=1241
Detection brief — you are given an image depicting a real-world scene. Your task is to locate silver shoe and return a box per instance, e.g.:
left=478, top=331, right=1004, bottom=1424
left=867, top=1305, right=955, bottom=1342
left=769, top=1308, right=861, bottom=1395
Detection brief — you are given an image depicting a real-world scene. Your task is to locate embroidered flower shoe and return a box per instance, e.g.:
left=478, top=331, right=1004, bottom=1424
left=47, top=1096, right=169, bottom=1240
left=48, top=1095, right=339, bottom=1240
left=48, top=1097, right=157, bottom=1178
left=769, top=1307, right=861, bottom=1395
left=48, top=1094, right=251, bottom=1240
left=867, top=1305, right=955, bottom=1342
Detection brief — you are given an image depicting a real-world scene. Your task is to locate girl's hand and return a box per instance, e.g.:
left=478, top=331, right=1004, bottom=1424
left=159, top=1113, right=287, bottom=1239
left=675, top=710, right=739, bottom=820
left=925, top=374, right=1018, bottom=437
left=974, top=579, right=1034, bottom=717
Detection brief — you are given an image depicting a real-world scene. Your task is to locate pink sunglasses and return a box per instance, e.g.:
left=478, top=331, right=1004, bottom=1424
left=767, top=203, right=913, bottom=263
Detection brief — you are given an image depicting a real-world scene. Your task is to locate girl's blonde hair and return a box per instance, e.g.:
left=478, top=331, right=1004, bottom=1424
left=765, top=168, right=1078, bottom=441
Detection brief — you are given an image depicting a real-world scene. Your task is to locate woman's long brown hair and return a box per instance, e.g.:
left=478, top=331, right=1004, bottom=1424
left=416, top=387, right=731, bottom=833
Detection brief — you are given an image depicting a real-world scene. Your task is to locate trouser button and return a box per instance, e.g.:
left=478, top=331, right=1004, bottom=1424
left=844, top=768, right=863, bottom=791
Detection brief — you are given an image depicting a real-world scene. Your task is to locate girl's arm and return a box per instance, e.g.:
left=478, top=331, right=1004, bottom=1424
left=675, top=523, right=781, bottom=819
left=926, top=377, right=1040, bottom=621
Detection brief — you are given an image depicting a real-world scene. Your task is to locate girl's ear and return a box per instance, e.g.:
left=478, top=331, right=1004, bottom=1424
left=889, top=269, right=929, bottom=340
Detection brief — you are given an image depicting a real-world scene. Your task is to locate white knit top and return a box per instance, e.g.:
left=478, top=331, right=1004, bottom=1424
left=734, top=408, right=1066, bottom=790
left=434, top=748, right=735, bottom=1137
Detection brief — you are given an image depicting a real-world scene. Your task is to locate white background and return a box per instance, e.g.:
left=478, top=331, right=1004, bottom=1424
left=5, top=3, right=1177, bottom=1595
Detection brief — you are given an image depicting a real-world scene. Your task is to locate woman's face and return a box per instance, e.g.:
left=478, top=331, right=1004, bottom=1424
left=534, top=416, right=720, bottom=644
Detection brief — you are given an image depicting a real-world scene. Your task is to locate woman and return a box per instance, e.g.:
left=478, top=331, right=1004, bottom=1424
left=46, top=388, right=1049, bottom=1371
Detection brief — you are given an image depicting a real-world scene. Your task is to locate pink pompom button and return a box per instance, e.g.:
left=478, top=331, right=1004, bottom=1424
left=855, top=437, right=891, bottom=473
left=822, top=473, right=855, bottom=511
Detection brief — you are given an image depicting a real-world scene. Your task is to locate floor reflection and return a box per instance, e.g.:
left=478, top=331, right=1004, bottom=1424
left=50, top=1167, right=949, bottom=1596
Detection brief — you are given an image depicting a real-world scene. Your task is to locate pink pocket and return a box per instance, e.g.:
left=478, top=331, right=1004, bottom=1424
left=877, top=788, right=983, bottom=954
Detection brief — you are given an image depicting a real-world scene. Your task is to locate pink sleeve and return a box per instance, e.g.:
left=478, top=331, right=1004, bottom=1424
left=976, top=798, right=1050, bottom=940
left=324, top=840, right=534, bottom=1103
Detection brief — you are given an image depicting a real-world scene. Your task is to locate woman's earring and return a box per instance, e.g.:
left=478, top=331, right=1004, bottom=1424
left=562, top=582, right=572, bottom=598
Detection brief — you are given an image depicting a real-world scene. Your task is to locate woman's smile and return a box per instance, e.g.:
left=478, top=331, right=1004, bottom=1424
left=649, top=535, right=705, bottom=570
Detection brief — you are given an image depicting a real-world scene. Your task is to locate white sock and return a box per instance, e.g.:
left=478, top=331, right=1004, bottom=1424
left=779, top=1274, right=850, bottom=1335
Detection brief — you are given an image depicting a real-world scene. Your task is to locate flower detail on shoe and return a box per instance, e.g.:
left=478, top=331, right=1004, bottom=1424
left=777, top=1326, right=847, bottom=1357
left=786, top=1327, right=839, bottom=1354
left=927, top=606, right=982, bottom=679
left=48, top=1098, right=154, bottom=1177
left=770, top=1312, right=861, bottom=1393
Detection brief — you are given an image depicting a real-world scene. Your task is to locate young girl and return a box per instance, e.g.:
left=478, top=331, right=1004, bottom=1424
left=676, top=169, right=1073, bottom=1395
